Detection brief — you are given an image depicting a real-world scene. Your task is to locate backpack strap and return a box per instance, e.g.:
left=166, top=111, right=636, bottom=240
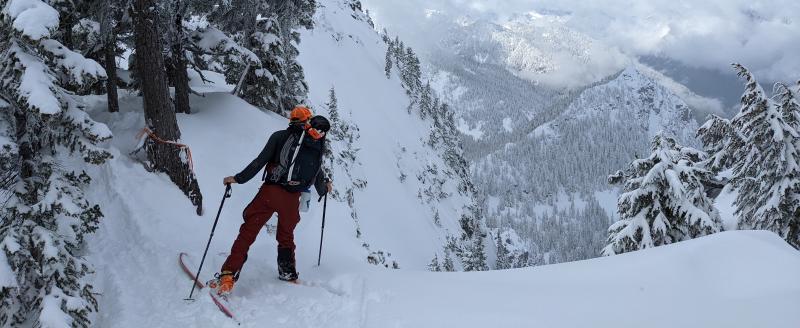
left=285, top=130, right=306, bottom=183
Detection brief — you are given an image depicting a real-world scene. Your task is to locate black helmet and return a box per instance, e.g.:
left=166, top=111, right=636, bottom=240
left=310, top=115, right=331, bottom=132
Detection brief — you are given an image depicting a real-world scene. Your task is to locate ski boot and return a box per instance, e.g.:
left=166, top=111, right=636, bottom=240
left=277, top=248, right=299, bottom=282
left=207, top=271, right=236, bottom=296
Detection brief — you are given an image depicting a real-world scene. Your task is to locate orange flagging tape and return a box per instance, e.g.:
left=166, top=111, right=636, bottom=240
left=135, top=127, right=194, bottom=172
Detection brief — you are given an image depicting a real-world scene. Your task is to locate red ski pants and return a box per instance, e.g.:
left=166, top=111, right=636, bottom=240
left=221, top=184, right=301, bottom=274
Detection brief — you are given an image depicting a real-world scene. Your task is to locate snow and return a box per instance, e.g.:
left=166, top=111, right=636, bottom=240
left=41, top=39, right=107, bottom=84
left=14, top=47, right=61, bottom=114
left=502, top=117, right=513, bottom=132
left=530, top=122, right=556, bottom=138
left=366, top=231, right=800, bottom=328
left=75, top=1, right=800, bottom=327
left=715, top=184, right=740, bottom=231
left=593, top=189, right=619, bottom=221
left=193, top=27, right=259, bottom=64
left=3, top=0, right=59, bottom=40
left=457, top=119, right=484, bottom=140
left=0, top=249, right=16, bottom=288
left=38, top=291, right=76, bottom=328
left=563, top=65, right=699, bottom=146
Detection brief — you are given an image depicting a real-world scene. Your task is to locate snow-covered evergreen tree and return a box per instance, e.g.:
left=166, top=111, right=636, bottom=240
left=603, top=134, right=722, bottom=255
left=494, top=231, right=511, bottom=269
left=204, top=0, right=314, bottom=115
left=456, top=204, right=489, bottom=271
left=401, top=47, right=422, bottom=95
left=442, top=250, right=456, bottom=272
left=427, top=254, right=442, bottom=272
left=0, top=1, right=110, bottom=325
left=273, top=0, right=315, bottom=113
left=384, top=45, right=392, bottom=79
left=730, top=65, right=800, bottom=248
left=697, top=114, right=742, bottom=174
left=239, top=14, right=286, bottom=113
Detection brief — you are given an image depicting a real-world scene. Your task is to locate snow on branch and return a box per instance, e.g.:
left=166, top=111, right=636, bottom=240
left=41, top=39, right=107, bottom=85
left=11, top=45, right=61, bottom=114
left=2, top=0, right=59, bottom=40
left=192, top=27, right=260, bottom=65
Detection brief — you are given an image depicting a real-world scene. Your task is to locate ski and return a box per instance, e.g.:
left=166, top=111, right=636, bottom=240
left=179, top=252, right=239, bottom=324
left=178, top=252, right=205, bottom=289
left=208, top=290, right=240, bottom=324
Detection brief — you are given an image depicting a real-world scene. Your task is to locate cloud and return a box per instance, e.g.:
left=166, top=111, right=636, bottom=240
left=362, top=0, right=800, bottom=83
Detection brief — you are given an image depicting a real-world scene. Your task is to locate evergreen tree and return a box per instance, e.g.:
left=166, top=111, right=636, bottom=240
left=401, top=47, right=422, bottom=94
left=603, top=134, right=722, bottom=255
left=442, top=249, right=456, bottom=272
left=205, top=0, right=280, bottom=113
left=325, top=86, right=366, bottom=239
left=384, top=45, right=393, bottom=79
left=132, top=0, right=203, bottom=214
left=97, top=0, right=124, bottom=113
left=204, top=0, right=314, bottom=115
left=0, top=1, right=110, bottom=325
left=162, top=0, right=194, bottom=114
left=239, top=14, right=286, bottom=114
left=730, top=65, right=800, bottom=248
left=272, top=0, right=315, bottom=113
left=427, top=254, right=442, bottom=272
left=494, top=231, right=511, bottom=269
left=456, top=205, right=489, bottom=271
left=419, top=82, right=432, bottom=119
left=697, top=114, right=742, bottom=173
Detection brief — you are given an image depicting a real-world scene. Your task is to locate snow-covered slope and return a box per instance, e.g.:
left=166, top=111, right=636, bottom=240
left=364, top=231, right=800, bottom=328
left=74, top=2, right=800, bottom=327
left=554, top=65, right=699, bottom=145
left=470, top=65, right=702, bottom=263
left=83, top=1, right=487, bottom=326
left=297, top=0, right=483, bottom=269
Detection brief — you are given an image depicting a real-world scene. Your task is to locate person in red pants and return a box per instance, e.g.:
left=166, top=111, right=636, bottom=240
left=210, top=106, right=332, bottom=296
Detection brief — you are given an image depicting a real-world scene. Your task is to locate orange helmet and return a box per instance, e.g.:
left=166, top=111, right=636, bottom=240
left=290, top=105, right=313, bottom=122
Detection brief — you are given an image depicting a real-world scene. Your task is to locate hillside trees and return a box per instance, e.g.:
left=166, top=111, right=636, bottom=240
left=695, top=65, right=800, bottom=249
left=205, top=0, right=316, bottom=114
left=0, top=0, right=110, bottom=325
left=728, top=66, right=799, bottom=248
left=384, top=32, right=491, bottom=271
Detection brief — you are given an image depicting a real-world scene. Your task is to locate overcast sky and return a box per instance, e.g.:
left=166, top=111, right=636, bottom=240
left=362, top=0, right=800, bottom=84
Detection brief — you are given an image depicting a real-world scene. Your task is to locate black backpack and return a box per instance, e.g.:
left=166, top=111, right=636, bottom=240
left=265, top=129, right=325, bottom=193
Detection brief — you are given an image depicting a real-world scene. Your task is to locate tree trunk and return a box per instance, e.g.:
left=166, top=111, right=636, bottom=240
left=103, top=24, right=120, bottom=113
left=104, top=43, right=120, bottom=112
left=172, top=11, right=191, bottom=114
left=132, top=0, right=203, bottom=214
left=60, top=13, right=74, bottom=49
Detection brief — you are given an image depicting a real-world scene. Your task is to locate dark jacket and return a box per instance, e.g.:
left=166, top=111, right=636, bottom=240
left=234, top=124, right=328, bottom=196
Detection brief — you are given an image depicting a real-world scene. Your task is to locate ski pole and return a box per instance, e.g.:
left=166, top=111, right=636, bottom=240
left=186, top=184, right=232, bottom=300
left=317, top=192, right=328, bottom=266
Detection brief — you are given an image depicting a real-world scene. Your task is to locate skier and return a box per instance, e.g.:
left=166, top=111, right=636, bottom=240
left=210, top=106, right=332, bottom=296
